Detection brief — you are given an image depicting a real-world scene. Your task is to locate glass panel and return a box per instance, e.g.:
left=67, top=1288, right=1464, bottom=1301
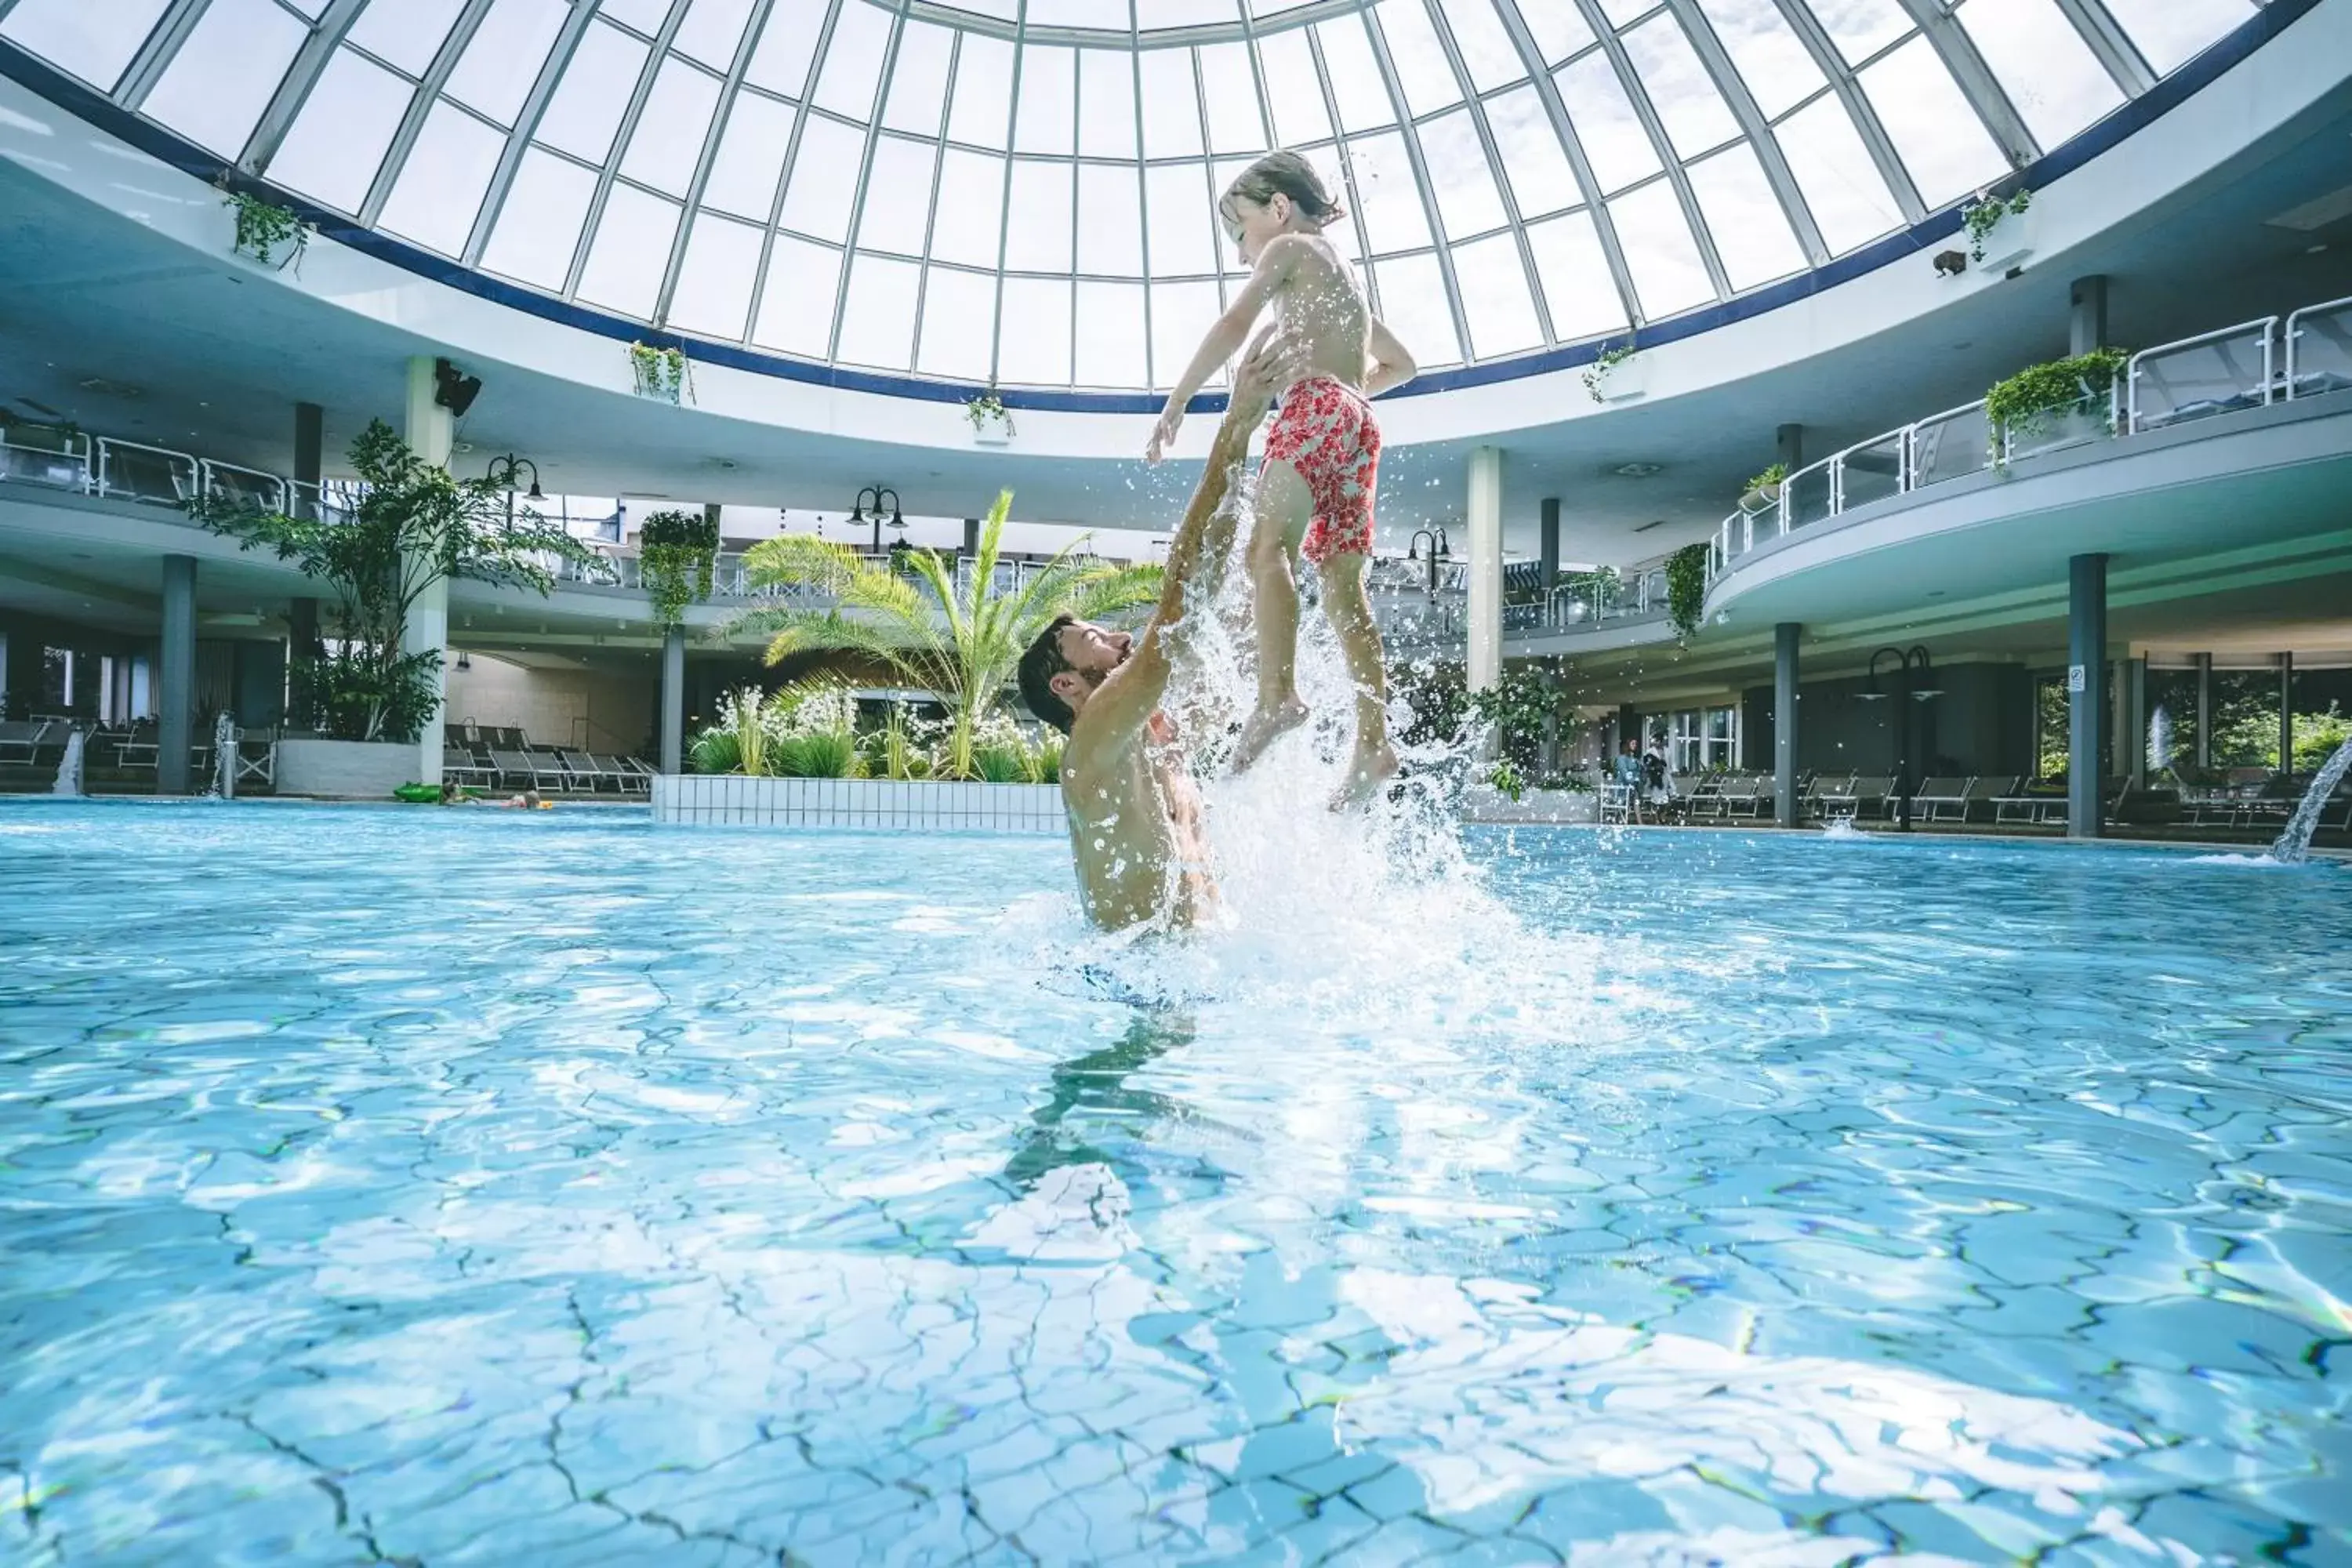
left=1150, top=278, right=1221, bottom=388
left=1146, top=162, right=1219, bottom=277
left=1486, top=85, right=1580, bottom=217
left=1450, top=233, right=1543, bottom=357
left=672, top=0, right=756, bottom=70
left=1771, top=94, right=1903, bottom=252
left=1810, top=0, right=1912, bottom=65
left=2131, top=323, right=2271, bottom=430
left=743, top=1, right=823, bottom=97
left=143, top=0, right=307, bottom=159
left=1686, top=143, right=1805, bottom=289
left=751, top=235, right=841, bottom=354
left=1014, top=45, right=1075, bottom=154
left=481, top=146, right=597, bottom=286
left=1002, top=159, right=1075, bottom=271
left=1953, top=0, right=2124, bottom=149
left=701, top=89, right=794, bottom=219
left=947, top=34, right=1014, bottom=147
left=1594, top=0, right=1655, bottom=24
left=1376, top=1, right=1465, bottom=118
left=667, top=211, right=764, bottom=337
left=778, top=114, right=863, bottom=241
left=857, top=135, right=938, bottom=255
left=2288, top=299, right=2352, bottom=399
left=881, top=21, right=953, bottom=135
left=1859, top=35, right=2007, bottom=206
left=916, top=264, right=997, bottom=380
left=1316, top=16, right=1396, bottom=134
left=376, top=100, right=506, bottom=256
left=834, top=251, right=920, bottom=368
left=1369, top=252, right=1460, bottom=366
left=997, top=277, right=1073, bottom=384
left=927, top=148, right=1005, bottom=268
left=2099, top=0, right=2255, bottom=74
left=1512, top=0, right=1596, bottom=67
left=1608, top=178, right=1714, bottom=317
left=347, top=0, right=465, bottom=77
left=1345, top=131, right=1431, bottom=253
left=1197, top=42, right=1268, bottom=154
left=268, top=48, right=411, bottom=213
left=1139, top=49, right=1204, bottom=159
left=1446, top=0, right=1531, bottom=91
left=536, top=22, right=648, bottom=164
left=620, top=57, right=724, bottom=196
left=1620, top=14, right=1740, bottom=160
left=446, top=0, right=567, bottom=127
left=1553, top=52, right=1661, bottom=193
left=1417, top=110, right=1507, bottom=240
left=1078, top=49, right=1136, bottom=159
left=1076, top=281, right=1148, bottom=386
left=1692, top=0, right=1823, bottom=118
left=1254, top=30, right=1331, bottom=146
left=1076, top=162, right=1143, bottom=276
left=575, top=183, right=682, bottom=317
left=601, top=0, right=672, bottom=31
left=1137, top=0, right=1239, bottom=26
left=812, top=0, right=890, bottom=119
left=1838, top=428, right=1906, bottom=508
left=1911, top=402, right=1990, bottom=486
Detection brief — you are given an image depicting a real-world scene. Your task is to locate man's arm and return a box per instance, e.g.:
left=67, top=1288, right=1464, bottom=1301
left=1362, top=315, right=1417, bottom=399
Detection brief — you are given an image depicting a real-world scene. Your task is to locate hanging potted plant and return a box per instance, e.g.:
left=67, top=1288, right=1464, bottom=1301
left=1581, top=341, right=1643, bottom=404
left=219, top=182, right=314, bottom=272
left=1664, top=543, right=1709, bottom=642
left=1984, top=347, right=2128, bottom=466
left=629, top=342, right=693, bottom=405
left=966, top=387, right=1014, bottom=445
left=1960, top=187, right=2034, bottom=270
left=637, top=508, right=721, bottom=626
left=1737, top=463, right=1788, bottom=514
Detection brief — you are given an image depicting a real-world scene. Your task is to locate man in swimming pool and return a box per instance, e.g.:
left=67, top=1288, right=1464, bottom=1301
left=1018, top=328, right=1301, bottom=931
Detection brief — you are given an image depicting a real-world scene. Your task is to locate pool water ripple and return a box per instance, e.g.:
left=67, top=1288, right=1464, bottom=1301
left=1, top=800, right=2347, bottom=1565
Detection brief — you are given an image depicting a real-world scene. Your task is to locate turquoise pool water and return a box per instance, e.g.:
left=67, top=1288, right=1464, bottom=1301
left=2, top=800, right=2346, bottom=1566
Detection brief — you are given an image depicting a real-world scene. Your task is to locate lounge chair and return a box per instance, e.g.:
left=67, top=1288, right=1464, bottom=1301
left=1718, top=773, right=1767, bottom=818
left=1819, top=775, right=1890, bottom=818
left=1909, top=775, right=1974, bottom=822
left=597, top=756, right=650, bottom=795
left=486, top=748, right=561, bottom=790
left=1599, top=782, right=1638, bottom=825
left=1682, top=775, right=1724, bottom=818
left=0, top=718, right=50, bottom=766
left=1802, top=774, right=1850, bottom=820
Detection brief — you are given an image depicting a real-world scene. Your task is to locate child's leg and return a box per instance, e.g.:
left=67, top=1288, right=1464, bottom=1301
left=1321, top=551, right=1399, bottom=808
left=1232, top=457, right=1314, bottom=771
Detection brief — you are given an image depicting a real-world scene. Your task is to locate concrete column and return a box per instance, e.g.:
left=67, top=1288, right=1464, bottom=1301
left=1776, top=423, right=1805, bottom=474
left=1537, top=497, right=1559, bottom=592
left=404, top=357, right=453, bottom=785
left=2119, top=656, right=2147, bottom=784
left=293, top=400, right=323, bottom=517
left=2070, top=275, right=2110, bottom=358
left=2067, top=553, right=2107, bottom=839
left=660, top=626, right=685, bottom=775
left=1774, top=622, right=1801, bottom=827
left=2279, top=652, right=2294, bottom=774
left=2193, top=653, right=2212, bottom=769
left=159, top=554, right=197, bottom=794
left=1467, top=446, right=1503, bottom=693
left=962, top=517, right=980, bottom=557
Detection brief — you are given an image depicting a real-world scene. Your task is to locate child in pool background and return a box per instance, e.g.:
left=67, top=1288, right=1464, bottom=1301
left=1145, top=151, right=1417, bottom=808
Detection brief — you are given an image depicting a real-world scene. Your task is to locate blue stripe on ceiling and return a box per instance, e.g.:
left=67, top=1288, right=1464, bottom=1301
left=0, top=0, right=2314, bottom=417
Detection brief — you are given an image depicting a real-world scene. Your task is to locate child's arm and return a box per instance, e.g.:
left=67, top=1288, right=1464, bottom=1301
left=1363, top=315, right=1417, bottom=399
left=1145, top=235, right=1308, bottom=464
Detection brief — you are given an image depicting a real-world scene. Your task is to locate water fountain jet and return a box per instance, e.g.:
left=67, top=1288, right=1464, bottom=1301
left=2270, top=737, right=2352, bottom=865
left=52, top=728, right=85, bottom=796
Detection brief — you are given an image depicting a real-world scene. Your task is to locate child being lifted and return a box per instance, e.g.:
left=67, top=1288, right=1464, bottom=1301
left=1145, top=151, right=1417, bottom=809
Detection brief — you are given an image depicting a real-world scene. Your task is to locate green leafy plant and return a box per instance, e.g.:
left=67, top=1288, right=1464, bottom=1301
left=629, top=343, right=691, bottom=404
left=220, top=185, right=313, bottom=270
left=729, top=488, right=1157, bottom=780
left=1467, top=664, right=1562, bottom=767
left=774, top=730, right=863, bottom=779
left=965, top=389, right=1014, bottom=439
left=1741, top=462, right=1788, bottom=506
left=1486, top=757, right=1526, bottom=801
left=1960, top=187, right=2032, bottom=263
left=638, top=508, right=720, bottom=627
left=1664, top=543, right=1710, bottom=641
left=1581, top=342, right=1639, bottom=403
left=188, top=420, right=593, bottom=742
left=688, top=726, right=742, bottom=775
left=1984, top=348, right=2129, bottom=461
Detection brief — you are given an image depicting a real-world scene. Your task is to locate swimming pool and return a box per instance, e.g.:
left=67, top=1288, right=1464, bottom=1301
left=2, top=800, right=2345, bottom=1564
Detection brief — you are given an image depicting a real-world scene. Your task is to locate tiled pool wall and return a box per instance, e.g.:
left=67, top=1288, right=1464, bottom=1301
left=652, top=775, right=1064, bottom=833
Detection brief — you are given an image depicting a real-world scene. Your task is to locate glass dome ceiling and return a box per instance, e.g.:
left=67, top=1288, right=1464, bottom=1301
left=2, top=0, right=2261, bottom=394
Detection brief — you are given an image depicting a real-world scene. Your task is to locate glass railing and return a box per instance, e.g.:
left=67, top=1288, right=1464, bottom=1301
left=2127, top=318, right=2274, bottom=433
left=2286, top=296, right=2352, bottom=401
left=1909, top=401, right=1992, bottom=488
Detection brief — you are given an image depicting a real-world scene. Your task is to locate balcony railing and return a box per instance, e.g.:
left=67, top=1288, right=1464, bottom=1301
left=1704, top=289, right=2352, bottom=589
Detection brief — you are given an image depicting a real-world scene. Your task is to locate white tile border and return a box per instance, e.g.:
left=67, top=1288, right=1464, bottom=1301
left=652, top=775, right=1064, bottom=833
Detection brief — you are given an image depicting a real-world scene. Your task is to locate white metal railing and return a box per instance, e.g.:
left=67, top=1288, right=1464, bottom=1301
left=2285, top=295, right=2352, bottom=400
left=2127, top=317, right=2275, bottom=434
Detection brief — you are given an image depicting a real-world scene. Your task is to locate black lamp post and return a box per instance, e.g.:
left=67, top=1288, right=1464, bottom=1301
left=1860, top=644, right=1941, bottom=830
left=485, top=453, right=542, bottom=530
left=1407, top=528, right=1452, bottom=597
left=851, top=485, right=903, bottom=554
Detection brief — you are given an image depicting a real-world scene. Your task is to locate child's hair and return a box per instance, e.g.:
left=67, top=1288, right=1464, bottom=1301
left=1219, top=151, right=1346, bottom=238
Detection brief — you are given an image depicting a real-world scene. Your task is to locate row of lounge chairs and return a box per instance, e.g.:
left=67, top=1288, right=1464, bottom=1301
left=441, top=725, right=652, bottom=796
left=1672, top=772, right=2108, bottom=827
left=0, top=718, right=273, bottom=787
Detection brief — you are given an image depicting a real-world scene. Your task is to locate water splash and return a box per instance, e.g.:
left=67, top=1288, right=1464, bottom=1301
left=51, top=729, right=85, bottom=796
left=2269, top=735, right=2352, bottom=865
left=2147, top=702, right=2172, bottom=779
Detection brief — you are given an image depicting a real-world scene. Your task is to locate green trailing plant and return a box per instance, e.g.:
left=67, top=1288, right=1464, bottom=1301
left=1581, top=342, right=1639, bottom=403
left=730, top=488, right=1158, bottom=780
left=638, top=508, right=720, bottom=627
left=629, top=342, right=691, bottom=404
left=1665, top=543, right=1710, bottom=641
left=1984, top=347, right=2129, bottom=460
left=1467, top=663, right=1563, bottom=769
left=1740, top=462, right=1788, bottom=509
left=1960, top=187, right=2032, bottom=263
left=221, top=185, right=313, bottom=270
left=965, top=389, right=1014, bottom=438
left=1486, top=757, right=1526, bottom=801
left=187, top=419, right=593, bottom=743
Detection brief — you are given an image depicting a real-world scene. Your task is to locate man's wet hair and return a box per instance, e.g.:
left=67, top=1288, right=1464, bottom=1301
left=1019, top=614, right=1080, bottom=735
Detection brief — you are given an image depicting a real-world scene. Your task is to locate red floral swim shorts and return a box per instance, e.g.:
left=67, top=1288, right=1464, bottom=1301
left=1263, top=376, right=1381, bottom=567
